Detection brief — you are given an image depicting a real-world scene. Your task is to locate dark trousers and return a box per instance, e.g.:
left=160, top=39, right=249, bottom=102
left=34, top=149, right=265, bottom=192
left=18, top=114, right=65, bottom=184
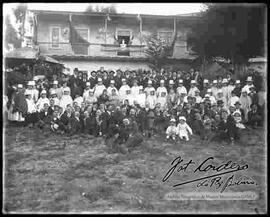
left=25, top=112, right=38, bottom=126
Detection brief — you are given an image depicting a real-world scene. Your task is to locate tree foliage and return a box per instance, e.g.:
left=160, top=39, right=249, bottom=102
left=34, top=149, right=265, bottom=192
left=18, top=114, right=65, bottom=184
left=4, top=15, right=22, bottom=50
left=13, top=3, right=28, bottom=39
left=85, top=4, right=117, bottom=14
left=144, top=33, right=176, bottom=71
left=187, top=3, right=266, bottom=64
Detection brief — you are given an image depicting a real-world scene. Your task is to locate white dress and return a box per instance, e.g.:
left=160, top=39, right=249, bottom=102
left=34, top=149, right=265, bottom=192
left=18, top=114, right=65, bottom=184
left=59, top=95, right=73, bottom=110
left=166, top=125, right=178, bottom=136
left=177, top=122, right=193, bottom=141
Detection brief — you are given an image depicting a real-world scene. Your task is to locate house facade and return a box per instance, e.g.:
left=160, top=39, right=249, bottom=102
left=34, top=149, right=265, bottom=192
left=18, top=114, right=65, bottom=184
left=26, top=10, right=198, bottom=74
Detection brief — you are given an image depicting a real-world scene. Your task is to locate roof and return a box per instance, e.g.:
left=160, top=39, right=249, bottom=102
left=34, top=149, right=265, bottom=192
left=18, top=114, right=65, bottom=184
left=5, top=47, right=39, bottom=59
left=29, top=9, right=199, bottom=20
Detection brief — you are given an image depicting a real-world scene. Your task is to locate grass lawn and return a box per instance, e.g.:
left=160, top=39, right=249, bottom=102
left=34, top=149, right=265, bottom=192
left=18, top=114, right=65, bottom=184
left=3, top=125, right=267, bottom=214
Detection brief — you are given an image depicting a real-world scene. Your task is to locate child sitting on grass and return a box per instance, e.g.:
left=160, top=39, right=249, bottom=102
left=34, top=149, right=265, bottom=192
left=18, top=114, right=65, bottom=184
left=177, top=116, right=193, bottom=141
left=166, top=118, right=178, bottom=141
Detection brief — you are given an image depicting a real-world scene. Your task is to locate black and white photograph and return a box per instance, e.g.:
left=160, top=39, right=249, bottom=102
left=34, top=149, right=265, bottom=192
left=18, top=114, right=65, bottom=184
left=3, top=3, right=267, bottom=214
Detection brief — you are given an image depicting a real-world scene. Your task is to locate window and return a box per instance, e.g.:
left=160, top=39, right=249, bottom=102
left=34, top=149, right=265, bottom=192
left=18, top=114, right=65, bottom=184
left=51, top=27, right=60, bottom=48
left=116, top=29, right=132, bottom=46
left=158, top=31, right=173, bottom=44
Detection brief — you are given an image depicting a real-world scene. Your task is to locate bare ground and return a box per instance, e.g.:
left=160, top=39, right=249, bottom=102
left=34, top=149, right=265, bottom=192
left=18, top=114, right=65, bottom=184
left=3, top=125, right=267, bottom=214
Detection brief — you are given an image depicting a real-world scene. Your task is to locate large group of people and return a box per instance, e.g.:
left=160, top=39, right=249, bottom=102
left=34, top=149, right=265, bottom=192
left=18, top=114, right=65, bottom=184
left=4, top=66, right=265, bottom=148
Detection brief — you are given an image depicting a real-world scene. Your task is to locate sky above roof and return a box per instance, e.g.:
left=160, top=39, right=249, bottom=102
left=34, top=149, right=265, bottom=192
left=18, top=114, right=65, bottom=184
left=4, top=3, right=204, bottom=16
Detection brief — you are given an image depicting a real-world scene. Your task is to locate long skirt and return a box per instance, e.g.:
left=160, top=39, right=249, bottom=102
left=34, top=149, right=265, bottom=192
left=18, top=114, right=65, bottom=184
left=8, top=105, right=25, bottom=122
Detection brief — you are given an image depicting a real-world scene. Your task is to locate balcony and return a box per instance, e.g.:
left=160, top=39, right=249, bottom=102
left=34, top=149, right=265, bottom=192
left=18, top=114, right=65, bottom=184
left=37, top=42, right=147, bottom=59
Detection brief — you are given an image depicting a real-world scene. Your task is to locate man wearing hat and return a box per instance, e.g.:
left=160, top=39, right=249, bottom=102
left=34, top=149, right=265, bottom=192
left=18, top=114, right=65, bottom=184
left=93, top=77, right=106, bottom=98
left=247, top=103, right=262, bottom=128
left=107, top=80, right=119, bottom=97
left=218, top=109, right=238, bottom=144
left=102, top=71, right=110, bottom=88
left=242, top=76, right=254, bottom=94
left=119, top=78, right=131, bottom=101
left=201, top=79, right=210, bottom=97
left=205, top=89, right=216, bottom=105
left=234, top=101, right=245, bottom=121
left=49, top=80, right=62, bottom=100
left=232, top=80, right=242, bottom=97
left=167, top=79, right=175, bottom=91
left=89, top=71, right=97, bottom=89
left=176, top=79, right=187, bottom=96
left=25, top=89, right=38, bottom=127
left=26, top=80, right=39, bottom=103
left=36, top=89, right=50, bottom=112
left=188, top=80, right=199, bottom=97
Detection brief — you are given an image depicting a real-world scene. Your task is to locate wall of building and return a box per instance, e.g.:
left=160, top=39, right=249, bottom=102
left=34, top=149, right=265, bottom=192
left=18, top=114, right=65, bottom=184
left=61, top=59, right=151, bottom=76
left=36, top=12, right=193, bottom=59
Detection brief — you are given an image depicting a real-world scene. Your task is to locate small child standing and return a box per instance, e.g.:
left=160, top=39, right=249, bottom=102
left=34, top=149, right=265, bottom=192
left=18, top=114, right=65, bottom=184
left=166, top=118, right=178, bottom=141
left=177, top=116, right=193, bottom=141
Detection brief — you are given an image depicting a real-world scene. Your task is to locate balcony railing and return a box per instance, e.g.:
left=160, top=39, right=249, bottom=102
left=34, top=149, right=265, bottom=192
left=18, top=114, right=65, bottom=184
left=37, top=42, right=147, bottom=58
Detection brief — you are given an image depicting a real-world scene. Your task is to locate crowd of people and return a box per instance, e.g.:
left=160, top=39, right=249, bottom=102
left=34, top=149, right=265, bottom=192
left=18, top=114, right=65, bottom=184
left=4, top=66, right=265, bottom=148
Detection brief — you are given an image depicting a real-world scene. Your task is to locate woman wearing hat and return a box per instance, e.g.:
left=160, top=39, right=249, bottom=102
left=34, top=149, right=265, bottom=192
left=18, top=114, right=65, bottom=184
left=107, top=80, right=118, bottom=97
left=8, top=84, right=28, bottom=125
left=59, top=88, right=73, bottom=110
left=144, top=80, right=155, bottom=97
left=135, top=86, right=146, bottom=108
left=130, top=79, right=140, bottom=97
left=156, top=80, right=168, bottom=98
left=36, top=89, right=50, bottom=112
left=242, top=76, right=254, bottom=94
left=146, top=89, right=157, bottom=110
left=26, top=80, right=39, bottom=103
left=119, top=78, right=131, bottom=101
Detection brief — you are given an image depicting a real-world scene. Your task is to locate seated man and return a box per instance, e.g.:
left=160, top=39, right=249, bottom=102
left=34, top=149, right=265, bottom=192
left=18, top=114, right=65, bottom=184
left=247, top=104, right=262, bottom=128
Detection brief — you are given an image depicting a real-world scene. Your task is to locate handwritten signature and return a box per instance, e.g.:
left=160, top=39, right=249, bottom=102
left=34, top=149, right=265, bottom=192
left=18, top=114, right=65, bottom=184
left=162, top=156, right=257, bottom=192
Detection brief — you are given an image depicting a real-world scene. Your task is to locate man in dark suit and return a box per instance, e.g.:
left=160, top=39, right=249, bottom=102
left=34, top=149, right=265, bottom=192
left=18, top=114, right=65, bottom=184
left=217, top=109, right=238, bottom=143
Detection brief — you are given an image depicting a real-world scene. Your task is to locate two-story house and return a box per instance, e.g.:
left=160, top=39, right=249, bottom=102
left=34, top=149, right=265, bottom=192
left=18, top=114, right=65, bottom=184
left=26, top=9, right=199, bottom=73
